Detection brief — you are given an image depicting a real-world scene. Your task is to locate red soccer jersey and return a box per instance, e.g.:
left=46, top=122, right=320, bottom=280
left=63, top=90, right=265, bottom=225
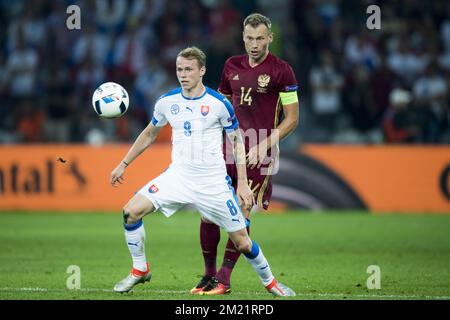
left=218, top=52, right=298, bottom=151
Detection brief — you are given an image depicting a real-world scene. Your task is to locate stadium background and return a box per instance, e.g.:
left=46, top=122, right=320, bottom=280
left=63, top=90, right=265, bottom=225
left=0, top=0, right=450, bottom=300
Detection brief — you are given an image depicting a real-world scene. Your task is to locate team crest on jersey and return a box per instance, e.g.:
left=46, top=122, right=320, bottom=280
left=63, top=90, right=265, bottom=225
left=148, top=184, right=159, bottom=193
left=171, top=104, right=180, bottom=115
left=258, top=74, right=271, bottom=88
left=201, top=105, right=210, bottom=116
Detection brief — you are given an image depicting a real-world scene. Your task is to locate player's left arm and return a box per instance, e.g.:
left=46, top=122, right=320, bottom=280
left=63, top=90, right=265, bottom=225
left=273, top=96, right=299, bottom=143
left=219, top=93, right=255, bottom=209
left=226, top=129, right=255, bottom=209
left=248, top=61, right=300, bottom=169
left=247, top=91, right=299, bottom=169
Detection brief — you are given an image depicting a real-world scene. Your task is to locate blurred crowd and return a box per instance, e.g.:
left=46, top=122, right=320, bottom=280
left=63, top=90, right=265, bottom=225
left=0, top=0, right=450, bottom=145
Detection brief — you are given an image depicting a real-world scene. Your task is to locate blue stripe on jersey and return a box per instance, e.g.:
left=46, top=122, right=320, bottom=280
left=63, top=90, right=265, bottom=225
left=206, top=87, right=238, bottom=128
left=156, top=87, right=182, bottom=102
left=224, top=121, right=239, bottom=131
left=206, top=87, right=235, bottom=117
left=151, top=116, right=158, bottom=125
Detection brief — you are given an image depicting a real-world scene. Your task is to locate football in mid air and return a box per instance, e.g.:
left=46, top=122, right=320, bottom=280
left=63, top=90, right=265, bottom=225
left=92, top=82, right=129, bottom=118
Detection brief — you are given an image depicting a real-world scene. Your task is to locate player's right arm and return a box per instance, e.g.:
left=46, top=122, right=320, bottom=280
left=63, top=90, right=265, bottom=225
left=110, top=99, right=167, bottom=187
left=110, top=122, right=162, bottom=187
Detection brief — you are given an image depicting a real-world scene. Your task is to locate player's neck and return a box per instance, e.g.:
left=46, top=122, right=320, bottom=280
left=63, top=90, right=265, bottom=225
left=248, top=51, right=270, bottom=68
left=182, top=83, right=206, bottom=99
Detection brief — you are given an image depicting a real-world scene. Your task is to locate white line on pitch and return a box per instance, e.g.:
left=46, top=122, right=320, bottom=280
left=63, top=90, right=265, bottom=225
left=0, top=287, right=449, bottom=300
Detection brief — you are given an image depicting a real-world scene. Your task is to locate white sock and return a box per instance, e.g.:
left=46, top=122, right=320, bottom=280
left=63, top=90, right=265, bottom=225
left=243, top=241, right=275, bottom=287
left=124, top=220, right=148, bottom=272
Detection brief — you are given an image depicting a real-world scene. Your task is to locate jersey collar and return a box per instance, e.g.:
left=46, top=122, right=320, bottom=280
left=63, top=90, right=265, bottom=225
left=181, top=86, right=207, bottom=100
left=245, top=52, right=272, bottom=69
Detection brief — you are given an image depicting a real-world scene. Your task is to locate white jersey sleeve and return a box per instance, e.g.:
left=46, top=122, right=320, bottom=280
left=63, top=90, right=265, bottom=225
left=151, top=99, right=168, bottom=127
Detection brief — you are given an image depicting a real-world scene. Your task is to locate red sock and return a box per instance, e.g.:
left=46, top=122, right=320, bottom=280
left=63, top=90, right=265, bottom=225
left=216, top=224, right=250, bottom=286
left=200, top=220, right=221, bottom=277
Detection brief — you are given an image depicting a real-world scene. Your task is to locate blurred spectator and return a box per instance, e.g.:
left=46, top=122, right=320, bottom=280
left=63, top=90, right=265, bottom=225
left=15, top=99, right=45, bottom=143
left=129, top=0, right=165, bottom=25
left=412, top=62, right=447, bottom=142
left=343, top=63, right=377, bottom=132
left=40, top=58, right=73, bottom=142
left=309, top=49, right=344, bottom=134
left=7, top=1, right=46, bottom=52
left=208, top=0, right=241, bottom=38
left=112, top=20, right=153, bottom=78
left=95, top=0, right=128, bottom=34
left=370, top=56, right=399, bottom=125
left=387, top=35, right=429, bottom=86
left=75, top=55, right=105, bottom=102
left=383, top=88, right=420, bottom=143
left=0, top=0, right=450, bottom=144
left=4, top=29, right=39, bottom=98
left=345, top=31, right=380, bottom=71
left=134, top=57, right=169, bottom=114
left=440, top=5, right=450, bottom=53
left=72, top=23, right=110, bottom=66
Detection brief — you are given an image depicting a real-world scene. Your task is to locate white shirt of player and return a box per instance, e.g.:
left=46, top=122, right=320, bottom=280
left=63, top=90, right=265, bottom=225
left=151, top=86, right=238, bottom=175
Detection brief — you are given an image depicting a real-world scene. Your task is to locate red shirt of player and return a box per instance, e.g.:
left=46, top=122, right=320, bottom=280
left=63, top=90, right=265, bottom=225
left=219, top=52, right=298, bottom=208
left=219, top=52, right=298, bottom=159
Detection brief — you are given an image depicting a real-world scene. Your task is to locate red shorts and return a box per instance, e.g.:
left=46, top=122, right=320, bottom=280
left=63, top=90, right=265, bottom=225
left=226, top=162, right=273, bottom=210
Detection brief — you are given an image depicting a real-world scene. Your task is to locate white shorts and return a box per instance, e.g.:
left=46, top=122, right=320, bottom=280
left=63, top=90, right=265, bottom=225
left=136, top=166, right=247, bottom=232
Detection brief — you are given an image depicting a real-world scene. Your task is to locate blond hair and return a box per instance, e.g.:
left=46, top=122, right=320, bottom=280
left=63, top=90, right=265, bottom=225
left=243, top=13, right=272, bottom=31
left=177, top=46, right=206, bottom=68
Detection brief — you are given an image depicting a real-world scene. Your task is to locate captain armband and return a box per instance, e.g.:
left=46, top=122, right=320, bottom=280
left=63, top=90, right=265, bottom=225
left=279, top=91, right=298, bottom=105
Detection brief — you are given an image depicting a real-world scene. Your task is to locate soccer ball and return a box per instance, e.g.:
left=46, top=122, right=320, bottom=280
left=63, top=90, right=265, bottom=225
left=92, top=82, right=129, bottom=118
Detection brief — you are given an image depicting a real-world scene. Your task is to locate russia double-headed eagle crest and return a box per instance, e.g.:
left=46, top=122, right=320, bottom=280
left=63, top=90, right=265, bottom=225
left=257, top=74, right=271, bottom=93
left=257, top=74, right=271, bottom=88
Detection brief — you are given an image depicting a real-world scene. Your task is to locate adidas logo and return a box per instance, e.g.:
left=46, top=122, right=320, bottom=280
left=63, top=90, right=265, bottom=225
left=232, top=74, right=239, bottom=80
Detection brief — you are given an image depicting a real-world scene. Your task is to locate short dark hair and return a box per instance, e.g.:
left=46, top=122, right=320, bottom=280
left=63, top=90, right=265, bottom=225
left=177, top=46, right=206, bottom=68
left=243, top=13, right=272, bottom=31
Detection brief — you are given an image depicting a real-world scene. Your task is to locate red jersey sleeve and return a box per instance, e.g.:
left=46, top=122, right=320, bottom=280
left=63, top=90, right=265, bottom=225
left=218, top=59, right=232, bottom=96
left=277, top=62, right=298, bottom=93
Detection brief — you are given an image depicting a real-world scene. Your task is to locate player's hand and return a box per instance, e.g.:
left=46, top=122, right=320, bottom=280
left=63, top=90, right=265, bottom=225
left=247, top=143, right=268, bottom=169
left=110, top=162, right=127, bottom=187
left=236, top=182, right=254, bottom=211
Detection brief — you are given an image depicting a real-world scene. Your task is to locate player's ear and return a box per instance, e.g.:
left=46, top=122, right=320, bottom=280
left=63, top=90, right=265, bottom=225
left=200, top=66, right=206, bottom=77
left=268, top=31, right=273, bottom=43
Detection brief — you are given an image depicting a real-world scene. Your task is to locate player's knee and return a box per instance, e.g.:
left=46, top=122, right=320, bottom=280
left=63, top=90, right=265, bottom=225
left=122, top=209, right=130, bottom=224
left=122, top=205, right=142, bottom=225
left=234, top=238, right=252, bottom=254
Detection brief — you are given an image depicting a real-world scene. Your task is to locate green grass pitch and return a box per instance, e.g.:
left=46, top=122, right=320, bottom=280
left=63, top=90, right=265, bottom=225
left=0, top=211, right=449, bottom=300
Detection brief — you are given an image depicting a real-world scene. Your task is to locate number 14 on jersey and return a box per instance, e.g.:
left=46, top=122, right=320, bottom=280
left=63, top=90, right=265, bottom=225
left=240, top=87, right=253, bottom=106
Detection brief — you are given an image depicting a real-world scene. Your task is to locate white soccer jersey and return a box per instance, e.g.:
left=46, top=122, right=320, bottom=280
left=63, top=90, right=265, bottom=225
left=151, top=86, right=238, bottom=179
left=139, top=86, right=246, bottom=232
